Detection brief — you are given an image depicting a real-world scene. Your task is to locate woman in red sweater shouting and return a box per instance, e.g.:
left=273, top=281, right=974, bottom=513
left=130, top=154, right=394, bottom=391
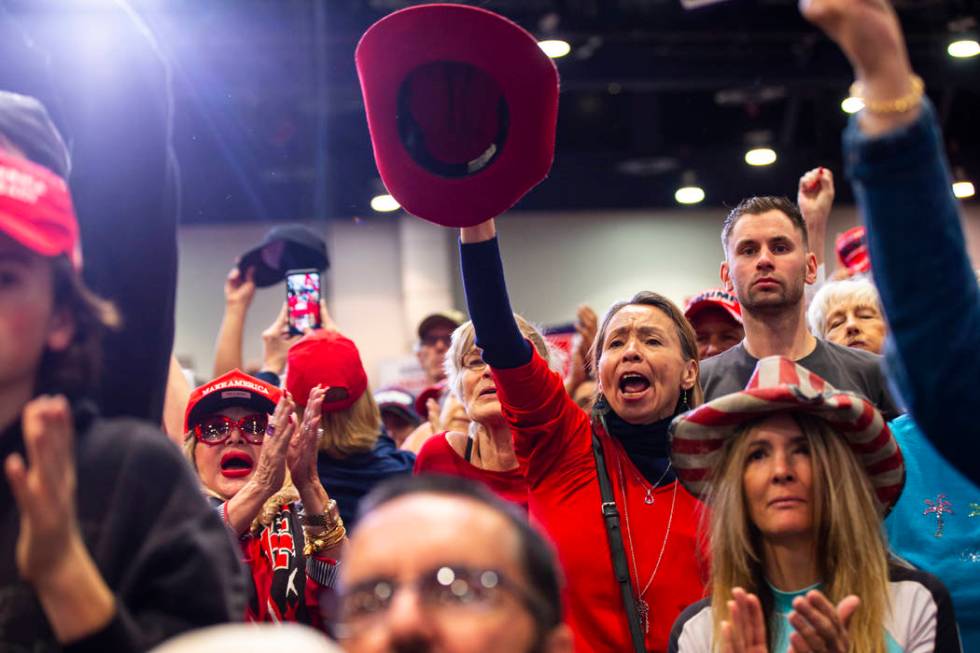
left=456, top=217, right=709, bottom=653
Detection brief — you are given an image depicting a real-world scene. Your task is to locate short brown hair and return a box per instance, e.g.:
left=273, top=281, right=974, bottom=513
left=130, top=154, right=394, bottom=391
left=721, top=196, right=808, bottom=254
left=36, top=257, right=120, bottom=398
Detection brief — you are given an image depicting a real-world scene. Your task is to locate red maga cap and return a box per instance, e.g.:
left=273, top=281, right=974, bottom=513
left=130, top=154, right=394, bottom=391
left=286, top=330, right=369, bottom=411
left=0, top=151, right=80, bottom=267
left=355, top=3, right=559, bottom=227
left=836, top=226, right=871, bottom=275
left=184, top=369, right=282, bottom=433
left=684, top=288, right=742, bottom=325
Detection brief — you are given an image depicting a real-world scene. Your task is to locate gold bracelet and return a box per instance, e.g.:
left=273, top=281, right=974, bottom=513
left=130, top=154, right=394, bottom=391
left=303, top=524, right=346, bottom=557
left=849, top=75, right=924, bottom=114
left=301, top=499, right=341, bottom=528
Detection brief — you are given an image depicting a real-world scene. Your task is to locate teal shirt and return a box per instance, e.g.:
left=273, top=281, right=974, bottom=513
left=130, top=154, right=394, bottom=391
left=884, top=414, right=978, bottom=652
left=769, top=583, right=900, bottom=653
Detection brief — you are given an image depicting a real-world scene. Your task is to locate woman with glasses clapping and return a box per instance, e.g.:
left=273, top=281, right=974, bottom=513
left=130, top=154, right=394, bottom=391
left=183, top=370, right=345, bottom=629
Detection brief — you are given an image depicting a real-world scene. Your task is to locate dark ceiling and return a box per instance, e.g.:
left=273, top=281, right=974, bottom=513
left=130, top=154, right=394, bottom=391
left=8, top=0, right=980, bottom=222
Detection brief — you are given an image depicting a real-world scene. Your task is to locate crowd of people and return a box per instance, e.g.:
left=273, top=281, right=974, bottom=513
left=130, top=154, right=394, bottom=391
left=0, top=0, right=977, bottom=652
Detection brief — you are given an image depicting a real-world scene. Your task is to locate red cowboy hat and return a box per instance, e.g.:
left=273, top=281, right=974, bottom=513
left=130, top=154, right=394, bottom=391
left=355, top=4, right=559, bottom=227
left=669, top=356, right=904, bottom=513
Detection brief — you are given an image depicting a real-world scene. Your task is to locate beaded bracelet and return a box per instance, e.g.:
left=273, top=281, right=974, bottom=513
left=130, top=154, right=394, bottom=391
left=849, top=74, right=924, bottom=115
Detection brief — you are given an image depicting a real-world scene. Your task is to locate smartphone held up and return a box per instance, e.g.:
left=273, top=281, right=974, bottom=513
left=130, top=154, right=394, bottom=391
left=286, top=269, right=323, bottom=335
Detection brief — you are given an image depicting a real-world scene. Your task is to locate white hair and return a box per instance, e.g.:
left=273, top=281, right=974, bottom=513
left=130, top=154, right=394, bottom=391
left=807, top=276, right=881, bottom=337
left=443, top=317, right=565, bottom=406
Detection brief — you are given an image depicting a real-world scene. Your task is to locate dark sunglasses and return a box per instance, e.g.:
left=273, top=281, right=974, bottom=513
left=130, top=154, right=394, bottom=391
left=421, top=334, right=453, bottom=348
left=194, top=414, right=269, bottom=445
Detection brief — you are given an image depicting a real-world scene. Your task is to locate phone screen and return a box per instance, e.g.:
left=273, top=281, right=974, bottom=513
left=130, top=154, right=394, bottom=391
left=286, top=269, right=322, bottom=335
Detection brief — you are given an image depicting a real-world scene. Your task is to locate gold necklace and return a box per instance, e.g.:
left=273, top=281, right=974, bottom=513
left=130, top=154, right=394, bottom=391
left=617, top=452, right=677, bottom=636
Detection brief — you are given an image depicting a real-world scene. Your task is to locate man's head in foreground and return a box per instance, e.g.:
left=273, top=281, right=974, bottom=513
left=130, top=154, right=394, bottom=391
left=338, top=475, right=572, bottom=653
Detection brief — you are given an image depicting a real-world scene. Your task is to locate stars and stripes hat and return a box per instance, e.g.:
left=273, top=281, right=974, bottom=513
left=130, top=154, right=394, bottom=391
left=669, top=356, right=904, bottom=513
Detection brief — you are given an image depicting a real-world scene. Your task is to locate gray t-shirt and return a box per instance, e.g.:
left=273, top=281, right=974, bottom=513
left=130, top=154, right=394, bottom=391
left=699, top=339, right=901, bottom=420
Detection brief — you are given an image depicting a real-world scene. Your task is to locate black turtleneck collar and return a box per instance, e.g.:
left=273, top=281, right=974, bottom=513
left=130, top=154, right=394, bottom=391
left=599, top=406, right=677, bottom=487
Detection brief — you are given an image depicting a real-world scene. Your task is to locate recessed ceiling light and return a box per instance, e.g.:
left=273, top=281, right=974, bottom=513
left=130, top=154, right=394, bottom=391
left=538, top=40, right=571, bottom=58
left=370, top=194, right=400, bottom=212
left=745, top=147, right=777, bottom=167
left=948, top=39, right=980, bottom=58
left=675, top=186, right=705, bottom=205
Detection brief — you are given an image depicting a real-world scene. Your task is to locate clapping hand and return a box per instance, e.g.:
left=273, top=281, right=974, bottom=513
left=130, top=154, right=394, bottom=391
left=788, top=590, right=859, bottom=653
left=5, top=396, right=81, bottom=586
left=289, top=385, right=325, bottom=489
left=251, top=394, right=297, bottom=497
left=720, top=588, right=769, bottom=653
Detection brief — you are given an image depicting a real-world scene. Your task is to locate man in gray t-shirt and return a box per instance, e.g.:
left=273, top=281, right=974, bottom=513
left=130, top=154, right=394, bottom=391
left=701, top=192, right=900, bottom=419
left=700, top=338, right=899, bottom=419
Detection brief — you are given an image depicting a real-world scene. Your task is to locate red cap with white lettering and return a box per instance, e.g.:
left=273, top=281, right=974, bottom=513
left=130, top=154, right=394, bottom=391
left=0, top=151, right=80, bottom=267
left=184, top=369, right=283, bottom=433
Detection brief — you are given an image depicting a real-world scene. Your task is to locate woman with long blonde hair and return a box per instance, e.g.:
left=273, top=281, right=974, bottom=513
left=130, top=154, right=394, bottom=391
left=668, top=356, right=959, bottom=653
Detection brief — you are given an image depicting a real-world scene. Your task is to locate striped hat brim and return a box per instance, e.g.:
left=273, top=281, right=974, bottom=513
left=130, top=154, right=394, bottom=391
left=669, top=356, right=904, bottom=513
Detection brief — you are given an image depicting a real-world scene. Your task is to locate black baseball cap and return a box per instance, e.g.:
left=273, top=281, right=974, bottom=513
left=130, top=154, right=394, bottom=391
left=238, top=224, right=329, bottom=287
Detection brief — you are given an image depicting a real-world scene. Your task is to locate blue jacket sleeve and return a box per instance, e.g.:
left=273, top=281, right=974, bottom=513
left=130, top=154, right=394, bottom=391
left=844, top=99, right=980, bottom=483
left=459, top=237, right=532, bottom=369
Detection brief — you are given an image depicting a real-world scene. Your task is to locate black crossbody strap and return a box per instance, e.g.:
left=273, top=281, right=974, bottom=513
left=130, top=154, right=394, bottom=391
left=592, top=431, right=647, bottom=653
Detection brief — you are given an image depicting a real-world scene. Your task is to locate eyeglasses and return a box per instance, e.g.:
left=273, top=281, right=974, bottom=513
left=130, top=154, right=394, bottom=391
left=194, top=414, right=268, bottom=445
left=421, top=334, right=453, bottom=348
left=338, top=565, right=541, bottom=633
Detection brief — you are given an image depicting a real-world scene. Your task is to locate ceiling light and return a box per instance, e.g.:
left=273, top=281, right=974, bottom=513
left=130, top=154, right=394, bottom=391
left=675, top=186, right=705, bottom=205
left=841, top=96, right=864, bottom=114
left=948, top=39, right=980, bottom=58
left=953, top=181, right=976, bottom=199
left=538, top=40, right=571, bottom=58
left=370, top=194, right=400, bottom=212
left=745, top=147, right=777, bottom=167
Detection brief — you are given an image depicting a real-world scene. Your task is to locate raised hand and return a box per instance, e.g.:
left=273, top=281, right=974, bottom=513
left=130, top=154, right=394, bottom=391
left=799, top=0, right=917, bottom=135
left=788, top=590, right=859, bottom=653
left=250, top=393, right=296, bottom=497
left=5, top=396, right=116, bottom=642
left=798, top=168, right=835, bottom=225
left=224, top=265, right=256, bottom=309
left=5, top=396, right=81, bottom=584
left=720, top=588, right=768, bottom=653
left=261, top=303, right=302, bottom=375
left=289, top=385, right=325, bottom=489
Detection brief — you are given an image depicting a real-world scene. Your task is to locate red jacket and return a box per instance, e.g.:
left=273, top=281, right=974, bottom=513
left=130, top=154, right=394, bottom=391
left=415, top=431, right=529, bottom=511
left=493, top=350, right=709, bottom=653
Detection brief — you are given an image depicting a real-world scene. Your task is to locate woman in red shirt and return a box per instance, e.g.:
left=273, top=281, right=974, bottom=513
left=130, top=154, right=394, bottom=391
left=183, top=370, right=344, bottom=629
left=414, top=315, right=556, bottom=511
left=456, top=218, right=709, bottom=653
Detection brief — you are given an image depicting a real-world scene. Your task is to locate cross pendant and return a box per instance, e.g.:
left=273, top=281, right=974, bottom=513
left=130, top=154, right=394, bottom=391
left=637, top=598, right=650, bottom=634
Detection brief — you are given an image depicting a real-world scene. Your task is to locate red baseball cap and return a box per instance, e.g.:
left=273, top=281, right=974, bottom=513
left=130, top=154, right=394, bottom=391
left=836, top=226, right=871, bottom=275
left=355, top=4, right=559, bottom=227
left=286, top=330, right=368, bottom=411
left=184, top=369, right=282, bottom=433
left=0, top=151, right=80, bottom=267
left=684, top=288, right=742, bottom=325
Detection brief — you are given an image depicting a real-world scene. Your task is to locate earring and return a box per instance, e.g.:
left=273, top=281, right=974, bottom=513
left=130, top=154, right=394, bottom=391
left=680, top=390, right=690, bottom=413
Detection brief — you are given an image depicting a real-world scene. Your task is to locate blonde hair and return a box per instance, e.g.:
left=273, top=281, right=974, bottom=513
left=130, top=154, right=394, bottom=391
left=183, top=433, right=298, bottom=534
left=807, top=277, right=881, bottom=338
left=706, top=413, right=889, bottom=653
left=317, top=389, right=382, bottom=458
left=444, top=315, right=558, bottom=405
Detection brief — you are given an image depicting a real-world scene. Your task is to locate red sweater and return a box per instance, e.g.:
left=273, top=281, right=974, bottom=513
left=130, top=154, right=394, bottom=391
left=493, top=350, right=708, bottom=653
left=414, top=432, right=529, bottom=511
